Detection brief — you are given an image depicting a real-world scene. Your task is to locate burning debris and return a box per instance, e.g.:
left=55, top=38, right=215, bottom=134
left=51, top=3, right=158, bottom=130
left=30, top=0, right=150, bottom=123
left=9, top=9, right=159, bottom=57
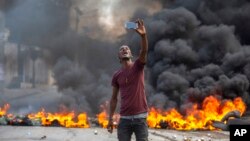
left=96, top=95, right=246, bottom=131
left=146, top=96, right=246, bottom=130
left=0, top=104, right=89, bottom=128
left=0, top=114, right=41, bottom=126
left=211, top=110, right=250, bottom=131
left=0, top=94, right=247, bottom=130
left=0, top=95, right=246, bottom=130
left=97, top=110, right=119, bottom=128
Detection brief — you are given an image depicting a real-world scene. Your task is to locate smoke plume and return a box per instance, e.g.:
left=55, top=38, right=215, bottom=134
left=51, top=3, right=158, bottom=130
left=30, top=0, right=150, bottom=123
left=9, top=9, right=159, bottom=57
left=2, top=0, right=250, bottom=115
left=133, top=1, right=250, bottom=112
left=1, top=0, right=163, bottom=115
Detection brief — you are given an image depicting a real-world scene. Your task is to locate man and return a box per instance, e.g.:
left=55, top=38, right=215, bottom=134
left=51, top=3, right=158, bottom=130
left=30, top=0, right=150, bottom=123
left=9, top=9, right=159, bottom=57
left=107, top=19, right=149, bottom=141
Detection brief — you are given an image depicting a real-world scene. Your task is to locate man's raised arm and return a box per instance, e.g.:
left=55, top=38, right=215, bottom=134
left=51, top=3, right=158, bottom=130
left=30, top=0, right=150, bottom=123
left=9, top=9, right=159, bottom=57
left=135, top=19, right=148, bottom=64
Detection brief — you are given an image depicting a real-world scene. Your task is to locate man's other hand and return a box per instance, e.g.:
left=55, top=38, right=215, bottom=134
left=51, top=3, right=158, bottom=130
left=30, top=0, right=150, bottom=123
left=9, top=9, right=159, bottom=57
left=107, top=120, right=114, bottom=133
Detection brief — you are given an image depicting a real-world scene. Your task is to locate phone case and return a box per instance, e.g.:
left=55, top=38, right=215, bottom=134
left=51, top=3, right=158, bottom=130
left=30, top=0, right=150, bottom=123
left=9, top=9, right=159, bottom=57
left=124, top=22, right=138, bottom=29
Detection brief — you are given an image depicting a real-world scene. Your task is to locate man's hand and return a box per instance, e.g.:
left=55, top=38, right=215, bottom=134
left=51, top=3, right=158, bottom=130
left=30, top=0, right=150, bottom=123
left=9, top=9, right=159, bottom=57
left=135, top=19, right=146, bottom=36
left=135, top=18, right=148, bottom=63
left=107, top=119, right=114, bottom=133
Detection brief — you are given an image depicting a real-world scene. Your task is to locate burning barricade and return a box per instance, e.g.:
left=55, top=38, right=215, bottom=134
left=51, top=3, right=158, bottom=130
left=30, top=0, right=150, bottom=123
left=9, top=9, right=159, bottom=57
left=0, top=95, right=248, bottom=131
left=97, top=95, right=247, bottom=131
left=146, top=95, right=246, bottom=130
left=0, top=104, right=89, bottom=128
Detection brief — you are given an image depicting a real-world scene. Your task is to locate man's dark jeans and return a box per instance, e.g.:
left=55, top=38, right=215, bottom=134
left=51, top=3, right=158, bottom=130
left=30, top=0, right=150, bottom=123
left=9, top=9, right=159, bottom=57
left=117, top=118, right=148, bottom=141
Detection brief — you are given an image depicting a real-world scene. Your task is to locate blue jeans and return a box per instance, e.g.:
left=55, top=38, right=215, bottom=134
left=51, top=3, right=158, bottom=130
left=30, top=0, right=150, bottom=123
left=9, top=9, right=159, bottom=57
left=117, top=118, right=148, bottom=141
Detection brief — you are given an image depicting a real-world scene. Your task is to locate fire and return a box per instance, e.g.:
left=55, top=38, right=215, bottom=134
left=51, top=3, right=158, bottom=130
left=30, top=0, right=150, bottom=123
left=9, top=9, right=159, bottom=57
left=97, top=111, right=109, bottom=128
left=97, top=111, right=120, bottom=128
left=147, top=96, right=246, bottom=130
left=0, top=104, right=89, bottom=128
left=28, top=109, right=90, bottom=128
left=96, top=101, right=120, bottom=128
left=0, top=95, right=247, bottom=130
left=0, top=103, right=10, bottom=116
left=96, top=96, right=246, bottom=130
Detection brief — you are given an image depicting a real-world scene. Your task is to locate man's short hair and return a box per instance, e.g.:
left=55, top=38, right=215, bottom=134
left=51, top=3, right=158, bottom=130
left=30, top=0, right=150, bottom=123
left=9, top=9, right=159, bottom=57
left=119, top=45, right=130, bottom=50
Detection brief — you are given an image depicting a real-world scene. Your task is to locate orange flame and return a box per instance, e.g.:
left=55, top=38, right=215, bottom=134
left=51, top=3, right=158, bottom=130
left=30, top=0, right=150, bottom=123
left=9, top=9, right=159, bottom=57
left=0, top=104, right=90, bottom=128
left=97, top=111, right=120, bottom=128
left=1, top=95, right=247, bottom=130
left=97, top=96, right=246, bottom=130
left=97, top=111, right=109, bottom=128
left=28, top=109, right=90, bottom=128
left=0, top=104, right=10, bottom=116
left=96, top=102, right=120, bottom=128
left=147, top=96, right=246, bottom=130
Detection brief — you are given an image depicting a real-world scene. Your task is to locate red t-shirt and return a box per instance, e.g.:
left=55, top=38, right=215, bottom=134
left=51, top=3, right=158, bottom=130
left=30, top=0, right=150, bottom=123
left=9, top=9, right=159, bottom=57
left=112, top=59, right=148, bottom=116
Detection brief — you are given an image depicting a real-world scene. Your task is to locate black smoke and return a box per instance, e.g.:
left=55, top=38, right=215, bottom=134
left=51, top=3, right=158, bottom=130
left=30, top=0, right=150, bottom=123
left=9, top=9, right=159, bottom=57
left=126, top=1, right=250, bottom=112
left=2, top=0, right=250, bottom=116
left=2, top=0, right=118, bottom=115
left=2, top=0, right=162, bottom=115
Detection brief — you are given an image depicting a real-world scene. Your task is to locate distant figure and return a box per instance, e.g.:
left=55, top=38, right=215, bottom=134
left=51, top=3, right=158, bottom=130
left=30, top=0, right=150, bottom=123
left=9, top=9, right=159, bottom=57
left=107, top=19, right=149, bottom=141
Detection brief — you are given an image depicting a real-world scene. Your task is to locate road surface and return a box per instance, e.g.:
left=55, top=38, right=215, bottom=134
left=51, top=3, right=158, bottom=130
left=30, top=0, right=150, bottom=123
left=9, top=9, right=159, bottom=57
left=0, top=126, right=230, bottom=141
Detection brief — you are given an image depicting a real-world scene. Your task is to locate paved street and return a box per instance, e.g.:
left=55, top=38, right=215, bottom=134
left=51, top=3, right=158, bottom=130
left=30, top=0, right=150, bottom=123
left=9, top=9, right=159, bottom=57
left=0, top=126, right=229, bottom=141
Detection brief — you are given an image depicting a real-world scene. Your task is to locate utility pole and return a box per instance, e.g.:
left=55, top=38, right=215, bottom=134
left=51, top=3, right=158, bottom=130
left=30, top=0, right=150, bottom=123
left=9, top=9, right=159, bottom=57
left=74, top=7, right=83, bottom=32
left=0, top=11, right=9, bottom=93
left=30, top=46, right=40, bottom=88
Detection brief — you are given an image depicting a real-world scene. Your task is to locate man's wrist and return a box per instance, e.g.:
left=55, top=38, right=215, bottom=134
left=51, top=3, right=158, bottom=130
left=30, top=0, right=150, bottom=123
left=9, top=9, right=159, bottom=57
left=141, top=33, right=147, bottom=37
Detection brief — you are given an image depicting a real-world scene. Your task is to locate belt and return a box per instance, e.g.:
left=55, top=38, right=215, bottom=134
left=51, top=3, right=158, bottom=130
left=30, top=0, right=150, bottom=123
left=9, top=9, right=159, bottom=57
left=120, top=112, right=148, bottom=119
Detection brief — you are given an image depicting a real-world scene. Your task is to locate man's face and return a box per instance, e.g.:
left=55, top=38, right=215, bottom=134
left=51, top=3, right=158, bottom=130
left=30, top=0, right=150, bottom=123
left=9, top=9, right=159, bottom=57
left=118, top=45, right=132, bottom=59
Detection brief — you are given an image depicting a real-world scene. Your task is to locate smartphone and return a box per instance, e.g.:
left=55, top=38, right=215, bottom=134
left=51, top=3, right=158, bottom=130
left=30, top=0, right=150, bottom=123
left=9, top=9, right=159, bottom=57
left=124, top=21, right=138, bottom=29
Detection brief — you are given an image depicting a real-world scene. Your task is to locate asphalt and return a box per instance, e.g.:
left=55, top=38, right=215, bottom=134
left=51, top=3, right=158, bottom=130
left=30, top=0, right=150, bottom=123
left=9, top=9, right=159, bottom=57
left=0, top=126, right=230, bottom=141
